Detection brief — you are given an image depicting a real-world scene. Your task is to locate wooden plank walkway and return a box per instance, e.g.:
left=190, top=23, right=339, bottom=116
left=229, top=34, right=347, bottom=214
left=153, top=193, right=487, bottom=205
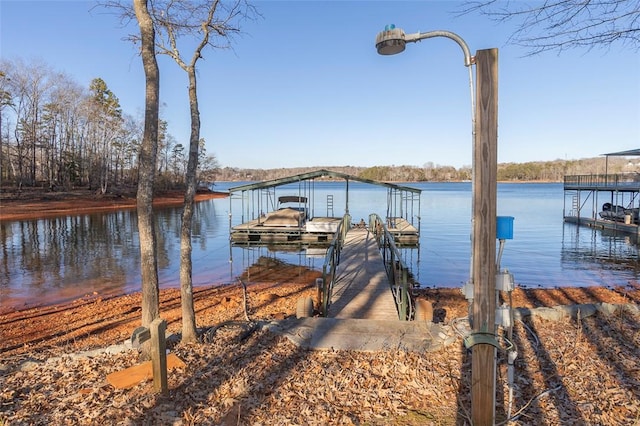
left=327, top=228, right=399, bottom=320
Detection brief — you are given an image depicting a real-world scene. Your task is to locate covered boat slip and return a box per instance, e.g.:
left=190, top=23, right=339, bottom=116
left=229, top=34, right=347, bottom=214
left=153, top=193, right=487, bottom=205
left=228, top=169, right=421, bottom=247
left=564, top=149, right=640, bottom=238
left=228, top=170, right=433, bottom=329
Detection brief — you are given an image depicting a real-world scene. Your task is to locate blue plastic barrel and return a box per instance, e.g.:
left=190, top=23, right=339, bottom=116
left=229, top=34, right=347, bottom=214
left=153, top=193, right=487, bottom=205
left=496, top=216, right=514, bottom=240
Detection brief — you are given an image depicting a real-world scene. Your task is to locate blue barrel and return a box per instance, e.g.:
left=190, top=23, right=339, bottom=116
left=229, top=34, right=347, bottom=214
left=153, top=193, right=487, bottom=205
left=496, top=216, right=514, bottom=240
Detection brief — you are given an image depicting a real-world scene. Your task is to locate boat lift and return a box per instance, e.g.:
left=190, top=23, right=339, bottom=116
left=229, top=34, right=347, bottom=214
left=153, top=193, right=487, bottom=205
left=227, top=169, right=422, bottom=247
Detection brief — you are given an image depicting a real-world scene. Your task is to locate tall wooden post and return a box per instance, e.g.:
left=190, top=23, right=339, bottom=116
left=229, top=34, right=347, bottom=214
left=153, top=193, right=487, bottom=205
left=471, top=48, right=499, bottom=425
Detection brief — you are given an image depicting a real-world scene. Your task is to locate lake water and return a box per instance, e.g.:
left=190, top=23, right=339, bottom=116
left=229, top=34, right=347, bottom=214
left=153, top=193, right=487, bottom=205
left=1, top=182, right=639, bottom=310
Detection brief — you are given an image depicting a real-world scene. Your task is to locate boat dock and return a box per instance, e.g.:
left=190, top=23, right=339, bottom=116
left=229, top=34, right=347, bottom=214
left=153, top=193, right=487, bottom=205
left=326, top=228, right=399, bottom=320
left=563, top=149, right=640, bottom=238
left=266, top=226, right=455, bottom=352
left=230, top=217, right=342, bottom=245
left=228, top=169, right=421, bottom=247
left=224, top=169, right=457, bottom=351
left=564, top=172, right=640, bottom=239
left=230, top=216, right=419, bottom=247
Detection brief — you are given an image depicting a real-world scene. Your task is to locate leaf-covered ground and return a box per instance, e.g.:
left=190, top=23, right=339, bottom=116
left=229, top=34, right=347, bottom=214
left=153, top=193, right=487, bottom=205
left=1, top=276, right=639, bottom=425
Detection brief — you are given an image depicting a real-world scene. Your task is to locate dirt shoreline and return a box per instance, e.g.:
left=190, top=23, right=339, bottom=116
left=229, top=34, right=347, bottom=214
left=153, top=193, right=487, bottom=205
left=0, top=188, right=228, bottom=221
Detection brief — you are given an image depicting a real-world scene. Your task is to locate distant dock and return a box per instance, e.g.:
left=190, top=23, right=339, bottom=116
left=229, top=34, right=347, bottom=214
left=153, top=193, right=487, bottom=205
left=564, top=173, right=640, bottom=239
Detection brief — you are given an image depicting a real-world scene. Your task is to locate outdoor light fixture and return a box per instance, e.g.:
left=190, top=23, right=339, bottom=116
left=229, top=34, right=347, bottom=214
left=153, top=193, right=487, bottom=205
left=375, top=24, right=476, bottom=140
left=375, top=24, right=499, bottom=425
left=375, top=24, right=473, bottom=67
left=376, top=23, right=476, bottom=268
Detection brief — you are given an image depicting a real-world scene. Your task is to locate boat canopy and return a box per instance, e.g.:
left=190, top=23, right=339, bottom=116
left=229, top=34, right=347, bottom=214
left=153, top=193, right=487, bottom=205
left=228, top=169, right=421, bottom=226
left=228, top=169, right=421, bottom=194
left=602, top=149, right=640, bottom=174
left=602, top=149, right=640, bottom=157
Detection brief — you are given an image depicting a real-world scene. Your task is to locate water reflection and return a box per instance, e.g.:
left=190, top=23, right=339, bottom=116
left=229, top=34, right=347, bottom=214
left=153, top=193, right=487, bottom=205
left=2, top=183, right=640, bottom=312
left=2, top=212, right=134, bottom=307
left=230, top=245, right=325, bottom=281
left=561, top=223, right=640, bottom=277
left=0, top=200, right=231, bottom=310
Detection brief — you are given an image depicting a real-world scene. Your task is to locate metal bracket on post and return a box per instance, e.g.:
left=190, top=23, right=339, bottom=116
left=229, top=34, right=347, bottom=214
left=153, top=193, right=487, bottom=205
left=131, top=326, right=151, bottom=349
left=463, top=332, right=501, bottom=350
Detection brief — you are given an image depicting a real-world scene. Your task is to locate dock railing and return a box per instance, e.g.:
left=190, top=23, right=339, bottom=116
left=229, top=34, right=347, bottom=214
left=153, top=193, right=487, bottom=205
left=319, top=213, right=351, bottom=316
left=564, top=173, right=640, bottom=190
left=369, top=214, right=412, bottom=321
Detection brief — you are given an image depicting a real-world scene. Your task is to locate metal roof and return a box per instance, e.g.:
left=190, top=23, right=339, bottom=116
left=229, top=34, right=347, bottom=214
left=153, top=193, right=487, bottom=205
left=602, top=149, right=640, bottom=157
left=228, top=169, right=422, bottom=194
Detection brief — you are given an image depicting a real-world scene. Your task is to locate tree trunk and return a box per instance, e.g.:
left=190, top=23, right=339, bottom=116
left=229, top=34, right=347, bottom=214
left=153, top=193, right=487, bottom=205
left=134, top=0, right=161, bottom=332
left=179, top=66, right=199, bottom=343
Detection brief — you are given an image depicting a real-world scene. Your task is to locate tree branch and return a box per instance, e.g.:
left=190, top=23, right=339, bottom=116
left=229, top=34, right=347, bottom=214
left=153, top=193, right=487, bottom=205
left=457, top=0, right=640, bottom=54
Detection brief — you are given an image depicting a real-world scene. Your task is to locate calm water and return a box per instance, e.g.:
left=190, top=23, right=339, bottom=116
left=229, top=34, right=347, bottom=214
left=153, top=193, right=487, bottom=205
left=1, top=182, right=639, bottom=310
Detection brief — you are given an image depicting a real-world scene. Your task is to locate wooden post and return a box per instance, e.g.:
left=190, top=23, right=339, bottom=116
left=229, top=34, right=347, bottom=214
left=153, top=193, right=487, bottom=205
left=471, top=48, right=499, bottom=425
left=150, top=317, right=168, bottom=395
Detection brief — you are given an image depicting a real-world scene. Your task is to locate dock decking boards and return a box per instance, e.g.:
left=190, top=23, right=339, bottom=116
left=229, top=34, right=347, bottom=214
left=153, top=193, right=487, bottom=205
left=327, top=228, right=399, bottom=320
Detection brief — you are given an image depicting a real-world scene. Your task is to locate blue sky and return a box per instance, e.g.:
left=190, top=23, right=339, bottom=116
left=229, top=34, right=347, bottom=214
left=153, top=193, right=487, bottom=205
left=1, top=1, right=639, bottom=169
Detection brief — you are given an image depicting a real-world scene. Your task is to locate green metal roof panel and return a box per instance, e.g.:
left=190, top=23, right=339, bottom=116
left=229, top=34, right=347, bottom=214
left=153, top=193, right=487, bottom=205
left=602, top=149, right=640, bottom=156
left=228, top=169, right=422, bottom=194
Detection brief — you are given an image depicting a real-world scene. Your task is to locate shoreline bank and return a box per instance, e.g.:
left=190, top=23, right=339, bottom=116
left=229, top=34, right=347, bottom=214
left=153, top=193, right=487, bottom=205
left=0, top=189, right=228, bottom=222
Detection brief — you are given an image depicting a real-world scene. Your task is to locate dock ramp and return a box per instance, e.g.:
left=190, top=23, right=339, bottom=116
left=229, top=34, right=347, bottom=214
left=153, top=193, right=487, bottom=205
left=327, top=228, right=399, bottom=320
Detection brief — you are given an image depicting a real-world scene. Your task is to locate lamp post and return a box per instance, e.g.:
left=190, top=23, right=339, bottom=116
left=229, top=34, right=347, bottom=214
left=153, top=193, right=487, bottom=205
left=376, top=25, right=499, bottom=425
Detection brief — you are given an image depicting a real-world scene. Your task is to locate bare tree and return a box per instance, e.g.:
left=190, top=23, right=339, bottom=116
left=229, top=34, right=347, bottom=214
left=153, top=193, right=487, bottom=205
left=0, top=70, right=14, bottom=187
left=120, top=113, right=144, bottom=186
left=144, top=0, right=257, bottom=343
left=460, top=0, right=640, bottom=54
left=100, top=0, right=256, bottom=341
left=2, top=59, right=47, bottom=188
left=133, top=0, right=162, bottom=334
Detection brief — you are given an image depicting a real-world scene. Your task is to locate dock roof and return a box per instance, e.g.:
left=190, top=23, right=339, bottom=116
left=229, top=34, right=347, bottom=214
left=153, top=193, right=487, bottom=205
left=602, top=149, right=640, bottom=157
left=228, top=169, right=422, bottom=194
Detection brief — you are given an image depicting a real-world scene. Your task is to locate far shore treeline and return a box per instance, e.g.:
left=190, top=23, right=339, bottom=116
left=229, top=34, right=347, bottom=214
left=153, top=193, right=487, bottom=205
left=215, top=156, right=633, bottom=183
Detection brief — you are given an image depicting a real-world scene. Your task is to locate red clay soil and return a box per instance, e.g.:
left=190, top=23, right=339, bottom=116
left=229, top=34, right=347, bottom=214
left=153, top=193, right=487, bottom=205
left=0, top=280, right=320, bottom=359
left=2, top=282, right=638, bottom=360
left=0, top=187, right=240, bottom=354
left=1, top=280, right=639, bottom=425
left=0, top=188, right=227, bottom=222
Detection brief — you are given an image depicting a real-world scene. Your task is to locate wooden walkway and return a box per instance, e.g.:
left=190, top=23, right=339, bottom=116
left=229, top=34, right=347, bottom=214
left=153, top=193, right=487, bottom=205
left=327, top=228, right=399, bottom=320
